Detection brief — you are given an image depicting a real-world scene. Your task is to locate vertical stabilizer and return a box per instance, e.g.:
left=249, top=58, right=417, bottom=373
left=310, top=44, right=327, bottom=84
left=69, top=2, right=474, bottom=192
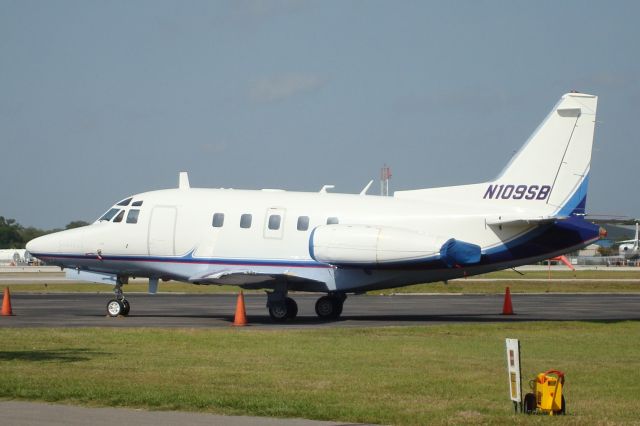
left=493, top=93, right=597, bottom=216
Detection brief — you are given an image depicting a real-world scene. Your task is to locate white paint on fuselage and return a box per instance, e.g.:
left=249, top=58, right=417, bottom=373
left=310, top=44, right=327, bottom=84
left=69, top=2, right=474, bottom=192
left=28, top=185, right=546, bottom=292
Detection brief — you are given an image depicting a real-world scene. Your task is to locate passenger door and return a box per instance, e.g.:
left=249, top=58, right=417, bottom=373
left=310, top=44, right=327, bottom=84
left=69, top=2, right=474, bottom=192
left=148, top=206, right=177, bottom=255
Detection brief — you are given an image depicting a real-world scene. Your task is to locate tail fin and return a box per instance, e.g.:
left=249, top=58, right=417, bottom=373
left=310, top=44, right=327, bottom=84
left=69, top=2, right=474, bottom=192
left=494, top=92, right=597, bottom=216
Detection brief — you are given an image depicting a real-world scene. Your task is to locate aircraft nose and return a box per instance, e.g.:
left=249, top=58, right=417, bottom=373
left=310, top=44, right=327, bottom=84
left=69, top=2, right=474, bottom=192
left=26, top=233, right=58, bottom=255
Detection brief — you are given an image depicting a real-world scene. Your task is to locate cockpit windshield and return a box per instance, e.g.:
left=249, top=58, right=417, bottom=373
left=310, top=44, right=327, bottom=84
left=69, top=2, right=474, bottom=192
left=96, top=196, right=145, bottom=223
left=98, top=208, right=120, bottom=222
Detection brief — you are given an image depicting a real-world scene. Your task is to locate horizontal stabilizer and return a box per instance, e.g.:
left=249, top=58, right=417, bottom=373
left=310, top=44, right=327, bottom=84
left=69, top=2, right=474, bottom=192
left=486, top=216, right=568, bottom=227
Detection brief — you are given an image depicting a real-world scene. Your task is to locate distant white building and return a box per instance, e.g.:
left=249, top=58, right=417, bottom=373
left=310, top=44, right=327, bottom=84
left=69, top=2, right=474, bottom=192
left=577, top=244, right=600, bottom=257
left=0, top=249, right=30, bottom=265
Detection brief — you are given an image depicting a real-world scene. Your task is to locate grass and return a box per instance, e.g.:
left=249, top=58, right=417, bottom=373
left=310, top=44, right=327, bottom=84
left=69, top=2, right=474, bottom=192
left=476, top=269, right=640, bottom=279
left=379, top=269, right=640, bottom=294
left=380, top=280, right=640, bottom=294
left=1, top=322, right=639, bottom=425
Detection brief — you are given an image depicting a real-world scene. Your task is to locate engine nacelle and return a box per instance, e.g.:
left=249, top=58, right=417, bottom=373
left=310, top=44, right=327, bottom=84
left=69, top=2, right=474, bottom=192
left=309, top=224, right=481, bottom=267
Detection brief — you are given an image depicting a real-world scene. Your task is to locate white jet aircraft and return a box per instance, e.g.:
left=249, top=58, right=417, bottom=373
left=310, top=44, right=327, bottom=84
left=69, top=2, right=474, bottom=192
left=618, top=223, right=640, bottom=260
left=27, top=92, right=601, bottom=321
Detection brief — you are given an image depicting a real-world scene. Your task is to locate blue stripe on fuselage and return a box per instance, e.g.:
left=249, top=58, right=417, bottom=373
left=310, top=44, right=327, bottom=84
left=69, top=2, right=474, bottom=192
left=29, top=252, right=330, bottom=269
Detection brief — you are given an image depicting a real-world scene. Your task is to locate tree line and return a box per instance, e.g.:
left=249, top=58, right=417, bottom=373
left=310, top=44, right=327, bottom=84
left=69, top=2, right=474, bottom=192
left=0, top=216, right=89, bottom=249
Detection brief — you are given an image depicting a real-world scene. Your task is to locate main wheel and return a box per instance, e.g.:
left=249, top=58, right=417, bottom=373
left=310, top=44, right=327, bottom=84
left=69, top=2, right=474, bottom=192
left=106, top=299, right=124, bottom=317
left=315, top=296, right=342, bottom=320
left=285, top=297, right=298, bottom=319
left=523, top=393, right=536, bottom=414
left=121, top=299, right=130, bottom=316
left=268, top=302, right=289, bottom=322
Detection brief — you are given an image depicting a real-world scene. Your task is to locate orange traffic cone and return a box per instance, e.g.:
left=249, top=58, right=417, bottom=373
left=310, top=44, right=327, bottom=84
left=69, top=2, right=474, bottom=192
left=233, top=291, right=247, bottom=326
left=2, top=287, right=14, bottom=316
left=502, top=286, right=514, bottom=315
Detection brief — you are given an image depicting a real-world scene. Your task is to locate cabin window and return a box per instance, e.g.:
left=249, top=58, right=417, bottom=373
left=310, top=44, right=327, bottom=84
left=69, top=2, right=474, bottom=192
left=297, top=216, right=309, bottom=231
left=268, top=214, right=281, bottom=230
left=326, top=217, right=339, bottom=225
left=113, top=210, right=125, bottom=223
left=126, top=209, right=140, bottom=224
left=99, top=208, right=120, bottom=222
left=132, top=200, right=143, bottom=207
left=117, top=197, right=132, bottom=206
left=240, top=214, right=252, bottom=229
left=212, top=213, right=225, bottom=227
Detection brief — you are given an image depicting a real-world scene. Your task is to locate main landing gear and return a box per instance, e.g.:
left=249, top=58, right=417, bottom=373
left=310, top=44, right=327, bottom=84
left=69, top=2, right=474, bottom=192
left=267, top=296, right=299, bottom=322
left=266, top=284, right=346, bottom=322
left=266, top=282, right=298, bottom=322
left=106, top=276, right=130, bottom=317
left=314, top=293, right=346, bottom=320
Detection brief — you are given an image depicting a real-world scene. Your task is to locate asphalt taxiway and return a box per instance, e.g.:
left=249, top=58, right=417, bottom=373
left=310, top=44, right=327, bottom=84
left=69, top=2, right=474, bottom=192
left=0, top=401, right=359, bottom=426
left=2, top=292, right=639, bottom=328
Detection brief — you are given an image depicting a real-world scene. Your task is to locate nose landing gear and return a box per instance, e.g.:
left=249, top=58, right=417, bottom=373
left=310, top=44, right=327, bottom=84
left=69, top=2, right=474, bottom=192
left=106, top=276, right=130, bottom=317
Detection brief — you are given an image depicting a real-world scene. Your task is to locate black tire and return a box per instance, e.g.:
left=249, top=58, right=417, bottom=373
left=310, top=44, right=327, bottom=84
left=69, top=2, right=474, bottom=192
left=285, top=297, right=298, bottom=319
left=121, top=299, right=130, bottom=316
left=315, top=296, right=341, bottom=320
left=523, top=393, right=536, bottom=414
left=268, top=302, right=289, bottom=322
left=106, top=299, right=123, bottom=317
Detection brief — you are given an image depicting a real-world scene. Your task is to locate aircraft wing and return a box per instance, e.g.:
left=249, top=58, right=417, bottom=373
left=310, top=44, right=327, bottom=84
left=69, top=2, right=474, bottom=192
left=486, top=215, right=567, bottom=227
left=188, top=269, right=327, bottom=287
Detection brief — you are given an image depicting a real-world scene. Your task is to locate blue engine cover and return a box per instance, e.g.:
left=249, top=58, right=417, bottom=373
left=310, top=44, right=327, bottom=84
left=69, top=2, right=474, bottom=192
left=440, top=238, right=481, bottom=268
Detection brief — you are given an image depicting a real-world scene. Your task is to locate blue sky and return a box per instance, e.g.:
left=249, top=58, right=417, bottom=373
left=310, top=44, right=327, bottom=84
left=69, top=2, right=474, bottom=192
left=1, top=0, right=639, bottom=228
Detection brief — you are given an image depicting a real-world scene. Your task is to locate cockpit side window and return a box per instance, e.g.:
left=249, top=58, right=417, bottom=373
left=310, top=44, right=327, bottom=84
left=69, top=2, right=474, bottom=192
left=113, top=210, right=125, bottom=223
left=126, top=209, right=140, bottom=224
left=99, top=208, right=120, bottom=222
left=326, top=217, right=339, bottom=225
left=117, top=197, right=132, bottom=206
left=132, top=200, right=143, bottom=207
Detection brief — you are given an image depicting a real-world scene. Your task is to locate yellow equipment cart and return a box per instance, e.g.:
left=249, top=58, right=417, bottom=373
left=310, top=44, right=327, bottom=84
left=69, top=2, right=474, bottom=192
left=523, top=369, right=566, bottom=415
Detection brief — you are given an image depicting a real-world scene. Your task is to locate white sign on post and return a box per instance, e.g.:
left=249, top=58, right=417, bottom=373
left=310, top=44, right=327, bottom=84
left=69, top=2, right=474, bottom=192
left=505, top=338, right=522, bottom=405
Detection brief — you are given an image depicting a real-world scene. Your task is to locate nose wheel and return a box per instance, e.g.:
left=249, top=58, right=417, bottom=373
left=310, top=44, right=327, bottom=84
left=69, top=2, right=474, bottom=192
left=106, top=298, right=130, bottom=317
